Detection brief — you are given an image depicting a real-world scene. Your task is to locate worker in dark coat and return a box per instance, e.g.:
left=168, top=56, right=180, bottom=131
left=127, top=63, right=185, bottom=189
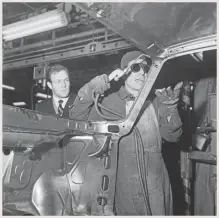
left=35, top=64, right=76, bottom=118
left=32, top=64, right=77, bottom=215
left=70, top=51, right=183, bottom=215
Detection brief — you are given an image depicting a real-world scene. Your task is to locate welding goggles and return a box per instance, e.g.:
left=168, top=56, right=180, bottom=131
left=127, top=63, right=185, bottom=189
left=124, top=59, right=148, bottom=74
left=130, top=62, right=148, bottom=73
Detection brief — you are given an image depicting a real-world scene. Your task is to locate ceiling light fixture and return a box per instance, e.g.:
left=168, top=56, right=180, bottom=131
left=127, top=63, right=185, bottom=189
left=13, top=102, right=26, bottom=106
left=36, top=93, right=52, bottom=99
left=2, top=85, right=15, bottom=91
left=3, top=9, right=69, bottom=41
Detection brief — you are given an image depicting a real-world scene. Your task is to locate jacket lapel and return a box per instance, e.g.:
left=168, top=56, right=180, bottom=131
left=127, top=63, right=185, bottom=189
left=62, top=93, right=76, bottom=117
left=47, top=98, right=56, bottom=115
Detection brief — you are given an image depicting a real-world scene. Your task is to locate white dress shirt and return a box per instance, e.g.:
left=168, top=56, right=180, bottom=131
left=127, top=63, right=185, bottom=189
left=52, top=95, right=69, bottom=114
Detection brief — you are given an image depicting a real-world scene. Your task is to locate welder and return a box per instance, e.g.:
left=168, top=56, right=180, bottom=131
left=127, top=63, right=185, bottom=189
left=70, top=51, right=183, bottom=215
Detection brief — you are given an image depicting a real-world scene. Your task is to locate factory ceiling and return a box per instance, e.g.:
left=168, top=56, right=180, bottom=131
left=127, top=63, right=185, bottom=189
left=2, top=2, right=217, bottom=109
left=2, top=2, right=132, bottom=108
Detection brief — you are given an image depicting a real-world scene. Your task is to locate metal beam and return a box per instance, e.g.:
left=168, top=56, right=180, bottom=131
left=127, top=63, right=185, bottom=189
left=3, top=40, right=133, bottom=71
left=189, top=151, right=216, bottom=165
left=4, top=28, right=111, bottom=56
left=22, top=3, right=39, bottom=13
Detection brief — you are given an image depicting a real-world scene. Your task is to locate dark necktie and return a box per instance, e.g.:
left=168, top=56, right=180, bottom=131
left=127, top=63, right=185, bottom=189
left=58, top=100, right=64, bottom=116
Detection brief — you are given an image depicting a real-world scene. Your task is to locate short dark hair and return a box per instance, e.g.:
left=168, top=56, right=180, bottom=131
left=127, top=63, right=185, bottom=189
left=47, top=64, right=69, bottom=82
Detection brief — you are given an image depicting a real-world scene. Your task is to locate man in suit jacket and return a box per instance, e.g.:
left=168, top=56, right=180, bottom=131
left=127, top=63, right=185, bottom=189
left=35, top=64, right=76, bottom=118
left=34, top=64, right=77, bottom=215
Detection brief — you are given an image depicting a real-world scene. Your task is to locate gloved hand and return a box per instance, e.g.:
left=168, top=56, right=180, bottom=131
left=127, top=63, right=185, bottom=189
left=78, top=74, right=110, bottom=100
left=155, top=81, right=183, bottom=116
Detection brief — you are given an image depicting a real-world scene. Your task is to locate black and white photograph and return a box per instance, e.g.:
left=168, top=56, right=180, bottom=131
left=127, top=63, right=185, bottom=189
left=2, top=2, right=217, bottom=216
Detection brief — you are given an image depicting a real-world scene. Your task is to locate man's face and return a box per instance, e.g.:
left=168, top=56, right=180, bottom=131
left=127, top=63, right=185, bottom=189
left=125, top=58, right=148, bottom=92
left=48, top=70, right=70, bottom=98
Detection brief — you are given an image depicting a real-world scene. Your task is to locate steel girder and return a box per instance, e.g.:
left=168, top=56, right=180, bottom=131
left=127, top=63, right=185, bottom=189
left=3, top=32, right=133, bottom=71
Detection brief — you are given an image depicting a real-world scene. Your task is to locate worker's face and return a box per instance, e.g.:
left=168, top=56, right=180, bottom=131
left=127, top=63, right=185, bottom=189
left=47, top=70, right=70, bottom=98
left=125, top=59, right=148, bottom=93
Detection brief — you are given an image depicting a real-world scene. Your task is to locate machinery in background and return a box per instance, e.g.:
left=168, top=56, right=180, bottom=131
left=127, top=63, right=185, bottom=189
left=31, top=64, right=50, bottom=110
left=2, top=2, right=217, bottom=215
left=180, top=79, right=216, bottom=215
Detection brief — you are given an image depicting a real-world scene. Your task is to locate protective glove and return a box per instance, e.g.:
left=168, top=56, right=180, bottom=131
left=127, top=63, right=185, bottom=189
left=155, top=81, right=183, bottom=117
left=78, top=74, right=110, bottom=101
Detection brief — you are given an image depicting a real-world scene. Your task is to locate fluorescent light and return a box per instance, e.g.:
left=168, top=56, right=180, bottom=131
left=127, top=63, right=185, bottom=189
left=3, top=9, right=69, bottom=41
left=36, top=93, right=52, bottom=99
left=3, top=85, right=15, bottom=91
left=13, top=102, right=26, bottom=106
left=71, top=136, right=93, bottom=140
left=4, top=21, right=65, bottom=41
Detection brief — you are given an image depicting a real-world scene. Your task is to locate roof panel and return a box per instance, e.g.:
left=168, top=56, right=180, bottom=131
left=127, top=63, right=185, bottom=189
left=75, top=2, right=216, bottom=57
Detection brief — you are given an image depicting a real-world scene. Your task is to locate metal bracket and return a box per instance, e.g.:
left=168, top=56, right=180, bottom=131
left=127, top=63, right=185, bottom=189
left=119, top=57, right=165, bottom=135
left=4, top=39, right=132, bottom=71
left=189, top=151, right=216, bottom=165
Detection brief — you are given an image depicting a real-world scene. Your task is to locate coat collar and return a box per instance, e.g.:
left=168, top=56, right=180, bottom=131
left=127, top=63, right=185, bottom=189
left=118, top=86, right=136, bottom=101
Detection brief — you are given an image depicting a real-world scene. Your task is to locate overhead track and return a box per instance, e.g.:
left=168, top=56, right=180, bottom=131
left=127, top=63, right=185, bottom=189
left=3, top=37, right=133, bottom=70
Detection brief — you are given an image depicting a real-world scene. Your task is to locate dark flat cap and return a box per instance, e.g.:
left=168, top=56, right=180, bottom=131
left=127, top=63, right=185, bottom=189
left=120, top=51, right=144, bottom=69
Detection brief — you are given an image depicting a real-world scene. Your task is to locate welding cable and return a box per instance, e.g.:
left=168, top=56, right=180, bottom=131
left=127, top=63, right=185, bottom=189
left=133, top=127, right=152, bottom=215
left=92, top=91, right=124, bottom=120
left=93, top=54, right=149, bottom=121
left=91, top=53, right=152, bottom=213
left=92, top=92, right=152, bottom=214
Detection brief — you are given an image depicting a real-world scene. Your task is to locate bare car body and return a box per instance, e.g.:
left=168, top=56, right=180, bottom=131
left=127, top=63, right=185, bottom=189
left=3, top=2, right=217, bottom=215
